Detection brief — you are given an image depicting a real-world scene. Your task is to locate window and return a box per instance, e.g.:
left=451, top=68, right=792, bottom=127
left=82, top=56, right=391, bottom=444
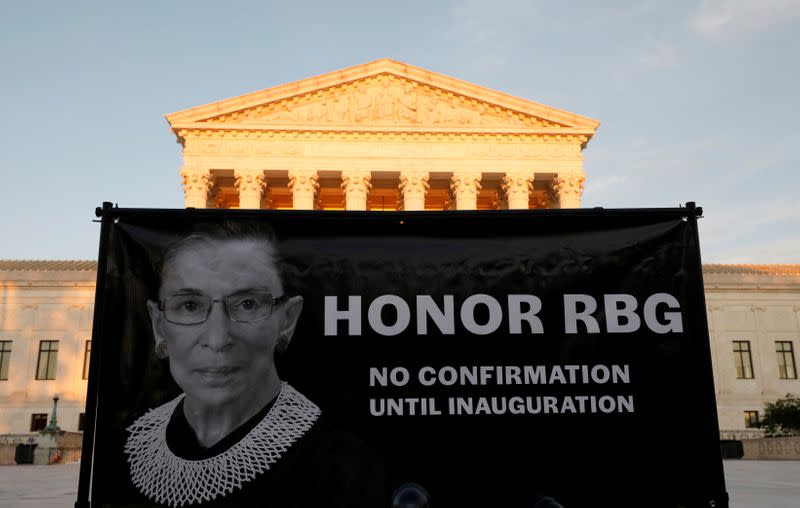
left=0, top=341, right=11, bottom=380
left=82, top=340, right=92, bottom=380
left=78, top=413, right=86, bottom=432
left=744, top=410, right=760, bottom=428
left=776, top=341, right=797, bottom=380
left=733, top=341, right=754, bottom=379
left=35, top=340, right=59, bottom=380
left=30, top=413, right=48, bottom=432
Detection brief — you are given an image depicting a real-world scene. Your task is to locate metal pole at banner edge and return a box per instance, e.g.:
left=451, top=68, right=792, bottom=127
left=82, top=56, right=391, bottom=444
left=75, top=202, right=114, bottom=508
left=685, top=201, right=730, bottom=508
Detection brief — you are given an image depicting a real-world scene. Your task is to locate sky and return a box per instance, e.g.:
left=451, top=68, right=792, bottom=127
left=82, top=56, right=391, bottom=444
left=0, top=0, right=798, bottom=263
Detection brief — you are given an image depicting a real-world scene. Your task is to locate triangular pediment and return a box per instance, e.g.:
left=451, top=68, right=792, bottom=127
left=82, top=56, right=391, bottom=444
left=197, top=74, right=573, bottom=129
left=167, top=59, right=600, bottom=134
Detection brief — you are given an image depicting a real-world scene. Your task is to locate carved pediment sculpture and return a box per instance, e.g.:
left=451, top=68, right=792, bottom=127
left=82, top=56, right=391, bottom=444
left=201, top=75, right=568, bottom=129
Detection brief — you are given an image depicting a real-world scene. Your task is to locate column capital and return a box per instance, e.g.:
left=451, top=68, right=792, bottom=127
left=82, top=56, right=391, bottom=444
left=234, top=168, right=267, bottom=209
left=180, top=166, right=214, bottom=208
left=450, top=171, right=482, bottom=210
left=552, top=171, right=586, bottom=208
left=234, top=167, right=267, bottom=193
left=287, top=169, right=319, bottom=194
left=399, top=170, right=430, bottom=194
left=341, top=170, right=372, bottom=211
left=502, top=171, right=534, bottom=209
left=180, top=165, right=212, bottom=190
left=398, top=170, right=430, bottom=211
left=287, top=169, right=319, bottom=210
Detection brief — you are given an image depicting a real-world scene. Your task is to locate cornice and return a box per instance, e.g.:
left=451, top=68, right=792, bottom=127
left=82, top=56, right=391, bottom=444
left=176, top=127, right=592, bottom=146
left=703, top=272, right=800, bottom=289
left=173, top=123, right=595, bottom=136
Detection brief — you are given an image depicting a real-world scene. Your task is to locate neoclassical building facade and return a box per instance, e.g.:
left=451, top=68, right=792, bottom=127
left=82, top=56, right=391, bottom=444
left=168, top=59, right=598, bottom=212
left=0, top=60, right=798, bottom=440
left=704, top=265, right=800, bottom=438
left=0, top=261, right=95, bottom=437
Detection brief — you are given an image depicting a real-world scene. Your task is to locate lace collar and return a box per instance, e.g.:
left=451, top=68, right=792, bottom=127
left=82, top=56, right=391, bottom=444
left=124, top=382, right=321, bottom=507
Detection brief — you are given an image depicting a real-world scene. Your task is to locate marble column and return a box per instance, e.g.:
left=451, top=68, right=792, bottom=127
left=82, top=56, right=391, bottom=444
left=341, top=170, right=372, bottom=211
left=502, top=171, right=534, bottom=209
left=180, top=166, right=214, bottom=208
left=553, top=172, right=586, bottom=208
left=287, top=169, right=319, bottom=210
left=234, top=168, right=267, bottom=209
left=450, top=171, right=482, bottom=210
left=398, top=170, right=429, bottom=211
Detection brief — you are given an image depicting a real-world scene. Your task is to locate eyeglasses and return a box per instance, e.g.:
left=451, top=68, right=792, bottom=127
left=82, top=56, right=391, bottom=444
left=158, top=290, right=289, bottom=325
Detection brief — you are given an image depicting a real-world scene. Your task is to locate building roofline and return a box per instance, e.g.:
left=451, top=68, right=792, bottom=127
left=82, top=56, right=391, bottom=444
left=0, top=260, right=97, bottom=272
left=703, top=264, right=800, bottom=276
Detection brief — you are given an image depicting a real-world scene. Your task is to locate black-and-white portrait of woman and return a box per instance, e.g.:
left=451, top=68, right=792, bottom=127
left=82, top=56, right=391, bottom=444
left=121, top=222, right=384, bottom=507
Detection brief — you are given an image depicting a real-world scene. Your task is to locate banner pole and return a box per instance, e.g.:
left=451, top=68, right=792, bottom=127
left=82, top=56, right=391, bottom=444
left=685, top=201, right=729, bottom=508
left=74, top=202, right=114, bottom=508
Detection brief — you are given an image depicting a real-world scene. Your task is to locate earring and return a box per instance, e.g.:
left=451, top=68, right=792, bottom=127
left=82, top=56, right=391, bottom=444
left=155, top=341, right=169, bottom=359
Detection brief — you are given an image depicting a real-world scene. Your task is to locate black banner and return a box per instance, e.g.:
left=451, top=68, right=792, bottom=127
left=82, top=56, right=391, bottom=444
left=79, top=205, right=727, bottom=508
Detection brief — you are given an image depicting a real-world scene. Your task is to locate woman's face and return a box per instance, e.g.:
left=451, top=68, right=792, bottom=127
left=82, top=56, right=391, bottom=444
left=147, top=238, right=302, bottom=410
